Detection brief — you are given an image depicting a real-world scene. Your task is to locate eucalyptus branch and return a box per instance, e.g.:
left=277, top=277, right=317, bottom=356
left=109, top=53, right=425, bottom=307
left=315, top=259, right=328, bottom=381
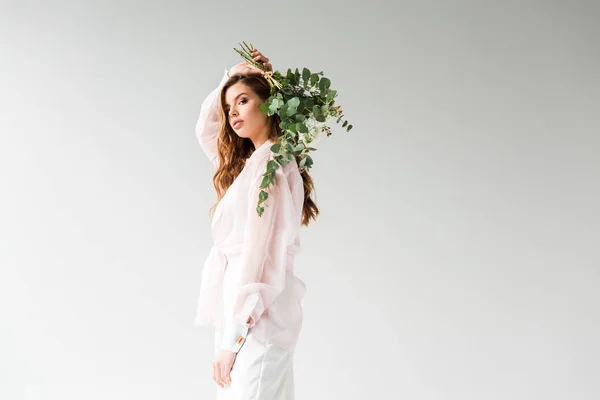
left=233, top=42, right=353, bottom=217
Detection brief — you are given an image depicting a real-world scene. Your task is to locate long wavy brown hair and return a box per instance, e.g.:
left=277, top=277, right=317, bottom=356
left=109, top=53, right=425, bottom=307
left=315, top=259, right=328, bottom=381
left=209, top=73, right=319, bottom=226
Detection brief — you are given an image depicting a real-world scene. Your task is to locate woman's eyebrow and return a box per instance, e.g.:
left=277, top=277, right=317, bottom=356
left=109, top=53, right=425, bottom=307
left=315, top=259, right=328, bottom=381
left=225, top=93, right=248, bottom=107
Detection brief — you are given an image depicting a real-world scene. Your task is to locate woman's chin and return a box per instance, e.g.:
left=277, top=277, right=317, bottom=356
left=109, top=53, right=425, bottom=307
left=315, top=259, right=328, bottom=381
left=234, top=130, right=251, bottom=139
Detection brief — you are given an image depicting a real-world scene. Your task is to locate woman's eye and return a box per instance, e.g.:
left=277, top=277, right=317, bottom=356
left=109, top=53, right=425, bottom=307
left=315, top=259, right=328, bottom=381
left=226, top=99, right=247, bottom=115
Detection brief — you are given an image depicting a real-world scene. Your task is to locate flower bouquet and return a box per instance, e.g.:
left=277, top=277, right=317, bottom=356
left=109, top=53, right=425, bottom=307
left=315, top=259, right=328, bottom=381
left=233, top=42, right=353, bottom=216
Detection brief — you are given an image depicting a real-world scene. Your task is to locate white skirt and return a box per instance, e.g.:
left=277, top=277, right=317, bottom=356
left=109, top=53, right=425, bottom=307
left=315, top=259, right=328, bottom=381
left=214, top=251, right=295, bottom=399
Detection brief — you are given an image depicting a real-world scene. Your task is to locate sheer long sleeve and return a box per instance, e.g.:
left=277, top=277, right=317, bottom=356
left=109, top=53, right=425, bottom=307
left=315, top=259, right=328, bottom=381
left=195, top=68, right=230, bottom=169
left=219, top=161, right=299, bottom=352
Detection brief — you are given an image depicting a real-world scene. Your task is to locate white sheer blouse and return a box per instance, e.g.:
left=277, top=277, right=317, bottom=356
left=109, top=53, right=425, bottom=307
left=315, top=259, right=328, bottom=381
left=194, top=68, right=307, bottom=355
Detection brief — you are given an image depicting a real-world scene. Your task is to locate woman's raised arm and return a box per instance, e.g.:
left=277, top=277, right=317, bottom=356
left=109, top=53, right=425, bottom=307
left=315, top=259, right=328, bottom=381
left=194, top=69, right=230, bottom=169
left=196, top=49, right=272, bottom=169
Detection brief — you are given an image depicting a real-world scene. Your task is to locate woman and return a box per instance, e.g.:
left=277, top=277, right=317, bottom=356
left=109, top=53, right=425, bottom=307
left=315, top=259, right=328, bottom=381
left=194, top=48, right=319, bottom=399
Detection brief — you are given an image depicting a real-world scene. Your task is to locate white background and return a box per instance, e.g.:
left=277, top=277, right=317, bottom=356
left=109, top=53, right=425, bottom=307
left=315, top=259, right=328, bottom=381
left=1, top=0, right=599, bottom=399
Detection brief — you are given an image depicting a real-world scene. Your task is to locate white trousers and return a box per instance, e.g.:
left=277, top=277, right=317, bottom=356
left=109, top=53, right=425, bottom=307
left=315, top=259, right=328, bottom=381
left=214, top=330, right=294, bottom=399
left=214, top=252, right=295, bottom=399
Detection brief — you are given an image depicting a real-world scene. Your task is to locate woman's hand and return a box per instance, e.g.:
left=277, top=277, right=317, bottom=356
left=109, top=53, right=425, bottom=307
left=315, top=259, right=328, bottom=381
left=229, top=48, right=273, bottom=77
left=212, top=348, right=237, bottom=388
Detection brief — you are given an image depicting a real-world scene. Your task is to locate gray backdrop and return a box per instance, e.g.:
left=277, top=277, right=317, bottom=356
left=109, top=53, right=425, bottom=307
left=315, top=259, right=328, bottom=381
left=1, top=0, right=598, bottom=399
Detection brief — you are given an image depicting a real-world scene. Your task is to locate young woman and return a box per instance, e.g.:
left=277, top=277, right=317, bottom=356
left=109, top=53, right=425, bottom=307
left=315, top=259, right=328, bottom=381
left=194, top=48, right=319, bottom=399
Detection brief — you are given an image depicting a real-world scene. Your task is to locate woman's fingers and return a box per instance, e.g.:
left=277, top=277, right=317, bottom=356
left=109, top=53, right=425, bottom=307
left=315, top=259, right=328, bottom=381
left=251, top=49, right=269, bottom=63
left=254, top=56, right=272, bottom=71
left=221, top=362, right=231, bottom=386
left=213, top=363, right=224, bottom=388
left=213, top=360, right=230, bottom=387
left=254, top=55, right=269, bottom=64
left=232, top=48, right=271, bottom=73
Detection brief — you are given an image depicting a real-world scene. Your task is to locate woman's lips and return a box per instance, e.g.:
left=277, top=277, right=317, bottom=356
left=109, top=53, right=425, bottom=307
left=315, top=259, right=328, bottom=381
left=233, top=120, right=243, bottom=129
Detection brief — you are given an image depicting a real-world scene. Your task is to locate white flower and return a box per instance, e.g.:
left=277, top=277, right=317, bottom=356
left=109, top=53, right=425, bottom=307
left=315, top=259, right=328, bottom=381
left=299, top=114, right=335, bottom=147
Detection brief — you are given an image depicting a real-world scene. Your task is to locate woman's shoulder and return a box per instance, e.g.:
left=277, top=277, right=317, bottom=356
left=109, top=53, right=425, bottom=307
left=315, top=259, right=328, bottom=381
left=256, top=151, right=300, bottom=173
left=248, top=151, right=301, bottom=186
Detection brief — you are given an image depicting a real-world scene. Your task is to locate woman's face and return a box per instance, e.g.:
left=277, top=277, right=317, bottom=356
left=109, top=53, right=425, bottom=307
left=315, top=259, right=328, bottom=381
left=224, top=82, right=268, bottom=140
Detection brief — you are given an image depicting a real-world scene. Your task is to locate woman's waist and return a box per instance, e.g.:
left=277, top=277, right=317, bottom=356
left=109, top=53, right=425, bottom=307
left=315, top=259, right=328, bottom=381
left=222, top=256, right=306, bottom=299
left=212, top=239, right=300, bottom=259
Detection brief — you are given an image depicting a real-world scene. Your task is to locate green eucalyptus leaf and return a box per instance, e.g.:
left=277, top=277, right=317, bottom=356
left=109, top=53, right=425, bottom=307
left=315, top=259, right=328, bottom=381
left=279, top=104, right=288, bottom=117
left=260, top=176, right=270, bottom=189
left=326, top=90, right=337, bottom=103
left=300, top=155, right=311, bottom=168
left=266, top=160, right=279, bottom=172
left=259, top=190, right=269, bottom=202
left=287, top=97, right=300, bottom=109
left=302, top=68, right=311, bottom=85
left=304, top=155, right=314, bottom=167
left=319, top=77, right=331, bottom=92
left=297, top=123, right=308, bottom=133
left=268, top=100, right=280, bottom=115
left=270, top=143, right=281, bottom=153
left=310, top=73, right=319, bottom=87
left=286, top=97, right=300, bottom=117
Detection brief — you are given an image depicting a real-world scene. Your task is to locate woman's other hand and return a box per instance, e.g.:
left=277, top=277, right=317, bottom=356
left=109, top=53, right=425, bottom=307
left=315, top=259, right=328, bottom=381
left=229, top=48, right=273, bottom=77
left=212, top=348, right=237, bottom=388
